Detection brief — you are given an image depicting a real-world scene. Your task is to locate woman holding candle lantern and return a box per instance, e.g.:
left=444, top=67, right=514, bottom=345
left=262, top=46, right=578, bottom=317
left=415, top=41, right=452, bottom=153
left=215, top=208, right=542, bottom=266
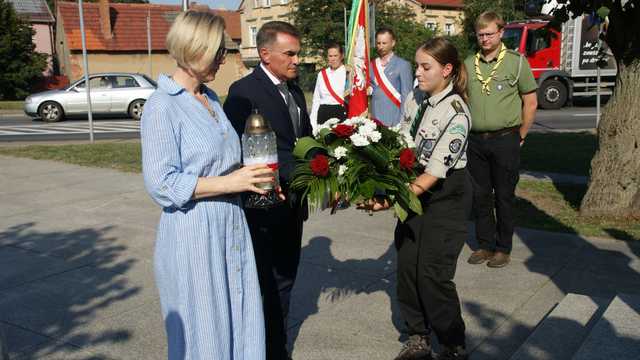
left=140, top=11, right=275, bottom=360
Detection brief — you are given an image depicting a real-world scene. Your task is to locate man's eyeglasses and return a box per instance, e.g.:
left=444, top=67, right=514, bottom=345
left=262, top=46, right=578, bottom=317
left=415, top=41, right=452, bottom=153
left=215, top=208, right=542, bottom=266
left=476, top=31, right=499, bottom=39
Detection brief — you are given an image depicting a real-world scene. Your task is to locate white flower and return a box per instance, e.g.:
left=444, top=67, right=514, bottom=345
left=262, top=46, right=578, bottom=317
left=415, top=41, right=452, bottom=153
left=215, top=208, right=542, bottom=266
left=334, top=146, right=348, bottom=159
left=402, top=131, right=416, bottom=148
left=326, top=118, right=341, bottom=127
left=368, top=130, right=382, bottom=143
left=338, top=165, right=348, bottom=176
left=390, top=124, right=402, bottom=133
left=350, top=133, right=370, bottom=147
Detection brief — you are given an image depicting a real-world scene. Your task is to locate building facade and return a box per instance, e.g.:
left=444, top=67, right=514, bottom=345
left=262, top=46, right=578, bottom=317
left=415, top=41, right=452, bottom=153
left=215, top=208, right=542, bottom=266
left=7, top=0, right=56, bottom=76
left=55, top=0, right=247, bottom=95
left=237, top=0, right=463, bottom=68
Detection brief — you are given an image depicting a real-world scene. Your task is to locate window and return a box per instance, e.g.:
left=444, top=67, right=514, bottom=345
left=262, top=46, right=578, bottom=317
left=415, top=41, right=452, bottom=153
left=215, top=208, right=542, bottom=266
left=263, top=0, right=271, bottom=7
left=75, top=76, right=111, bottom=90
left=425, top=22, right=437, bottom=31
left=444, top=23, right=455, bottom=35
left=526, top=28, right=552, bottom=54
left=112, top=76, right=140, bottom=88
left=250, top=26, right=258, bottom=47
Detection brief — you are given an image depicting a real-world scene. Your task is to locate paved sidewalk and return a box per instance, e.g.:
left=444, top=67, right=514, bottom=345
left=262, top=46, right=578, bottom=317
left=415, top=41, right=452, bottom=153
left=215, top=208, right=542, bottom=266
left=1, top=156, right=638, bottom=360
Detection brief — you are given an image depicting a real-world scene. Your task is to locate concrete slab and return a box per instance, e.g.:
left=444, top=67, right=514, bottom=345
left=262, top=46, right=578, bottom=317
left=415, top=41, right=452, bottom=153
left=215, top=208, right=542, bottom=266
left=0, top=246, right=90, bottom=291
left=0, top=260, right=153, bottom=341
left=573, top=294, right=640, bottom=360
left=0, top=322, right=49, bottom=359
left=509, top=294, right=609, bottom=360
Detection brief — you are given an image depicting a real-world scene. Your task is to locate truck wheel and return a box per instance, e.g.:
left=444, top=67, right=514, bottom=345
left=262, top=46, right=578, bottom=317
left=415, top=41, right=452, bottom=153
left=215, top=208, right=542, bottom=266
left=538, top=79, right=568, bottom=110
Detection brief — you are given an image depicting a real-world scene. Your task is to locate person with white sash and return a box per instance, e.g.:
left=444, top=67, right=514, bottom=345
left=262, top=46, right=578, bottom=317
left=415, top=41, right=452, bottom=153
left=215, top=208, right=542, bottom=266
left=370, top=27, right=413, bottom=126
left=310, top=42, right=347, bottom=133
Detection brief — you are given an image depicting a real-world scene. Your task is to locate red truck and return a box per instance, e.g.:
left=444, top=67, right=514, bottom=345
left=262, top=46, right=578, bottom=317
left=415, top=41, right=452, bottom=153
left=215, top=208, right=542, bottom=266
left=503, top=16, right=617, bottom=109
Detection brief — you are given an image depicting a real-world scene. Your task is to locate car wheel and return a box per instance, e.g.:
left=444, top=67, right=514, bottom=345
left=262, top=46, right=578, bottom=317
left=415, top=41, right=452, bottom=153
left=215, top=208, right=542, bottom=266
left=128, top=99, right=145, bottom=121
left=38, top=101, right=64, bottom=122
left=537, top=79, right=568, bottom=110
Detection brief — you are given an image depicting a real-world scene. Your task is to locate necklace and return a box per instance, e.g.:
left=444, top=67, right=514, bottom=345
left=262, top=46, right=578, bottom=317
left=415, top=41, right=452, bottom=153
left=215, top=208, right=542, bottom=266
left=475, top=43, right=507, bottom=95
left=200, top=93, right=218, bottom=122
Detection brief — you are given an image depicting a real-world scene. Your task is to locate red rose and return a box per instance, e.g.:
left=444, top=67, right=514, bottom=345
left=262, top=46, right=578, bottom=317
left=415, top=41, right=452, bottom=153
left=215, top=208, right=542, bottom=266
left=332, top=124, right=355, bottom=138
left=399, top=148, right=415, bottom=171
left=310, top=154, right=330, bottom=177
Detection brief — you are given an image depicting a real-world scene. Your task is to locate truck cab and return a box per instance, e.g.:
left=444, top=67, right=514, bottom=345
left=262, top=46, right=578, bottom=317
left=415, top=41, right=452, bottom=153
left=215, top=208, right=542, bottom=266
left=504, top=18, right=616, bottom=109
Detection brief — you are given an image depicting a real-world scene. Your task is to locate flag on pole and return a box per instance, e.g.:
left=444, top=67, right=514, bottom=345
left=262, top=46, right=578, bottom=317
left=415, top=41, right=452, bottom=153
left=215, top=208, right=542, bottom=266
left=345, top=0, right=370, bottom=118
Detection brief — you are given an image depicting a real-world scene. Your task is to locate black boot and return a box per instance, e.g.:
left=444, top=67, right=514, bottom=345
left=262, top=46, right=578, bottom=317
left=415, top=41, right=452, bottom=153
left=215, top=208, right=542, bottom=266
left=394, top=334, right=432, bottom=360
left=435, top=345, right=468, bottom=360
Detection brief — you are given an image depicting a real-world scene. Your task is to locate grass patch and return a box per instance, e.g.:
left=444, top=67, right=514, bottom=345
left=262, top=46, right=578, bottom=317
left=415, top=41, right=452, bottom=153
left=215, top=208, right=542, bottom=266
left=0, top=134, right=634, bottom=241
left=520, top=132, right=596, bottom=176
left=516, top=180, right=639, bottom=241
left=0, top=142, right=141, bottom=173
left=0, top=101, right=24, bottom=110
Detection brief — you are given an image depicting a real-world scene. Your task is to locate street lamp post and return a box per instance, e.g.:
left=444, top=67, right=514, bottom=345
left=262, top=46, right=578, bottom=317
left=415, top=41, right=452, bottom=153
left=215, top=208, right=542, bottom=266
left=78, top=0, right=95, bottom=143
left=182, top=0, right=188, bottom=11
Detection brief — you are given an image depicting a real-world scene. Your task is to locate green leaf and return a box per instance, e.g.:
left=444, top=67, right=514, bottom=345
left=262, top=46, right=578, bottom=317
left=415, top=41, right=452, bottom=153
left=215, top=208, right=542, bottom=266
left=394, top=201, right=408, bottom=222
left=293, top=137, right=326, bottom=159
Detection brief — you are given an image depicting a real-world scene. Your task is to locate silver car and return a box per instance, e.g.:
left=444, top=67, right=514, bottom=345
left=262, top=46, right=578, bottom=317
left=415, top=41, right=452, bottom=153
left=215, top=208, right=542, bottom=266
left=24, top=73, right=157, bottom=122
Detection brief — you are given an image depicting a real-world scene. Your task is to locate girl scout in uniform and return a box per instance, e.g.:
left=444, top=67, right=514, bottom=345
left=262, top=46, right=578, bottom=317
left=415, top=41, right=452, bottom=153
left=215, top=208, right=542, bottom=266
left=365, top=37, right=472, bottom=360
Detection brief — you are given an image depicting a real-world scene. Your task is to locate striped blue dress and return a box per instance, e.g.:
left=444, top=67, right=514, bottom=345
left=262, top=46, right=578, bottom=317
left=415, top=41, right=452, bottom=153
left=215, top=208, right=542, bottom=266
left=141, top=74, right=265, bottom=360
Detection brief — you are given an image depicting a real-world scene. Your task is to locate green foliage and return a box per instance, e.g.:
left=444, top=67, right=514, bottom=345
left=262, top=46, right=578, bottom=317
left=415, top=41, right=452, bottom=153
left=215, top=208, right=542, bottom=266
left=291, top=0, right=436, bottom=65
left=0, top=0, right=47, bottom=100
left=291, top=0, right=350, bottom=58
left=291, top=118, right=422, bottom=222
left=461, top=0, right=525, bottom=52
left=548, top=0, right=640, bottom=65
left=374, top=1, right=435, bottom=65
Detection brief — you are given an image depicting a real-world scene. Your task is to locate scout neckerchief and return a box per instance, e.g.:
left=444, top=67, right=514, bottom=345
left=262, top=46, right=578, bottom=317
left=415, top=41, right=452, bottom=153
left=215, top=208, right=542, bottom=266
left=475, top=43, right=507, bottom=95
left=409, top=89, right=456, bottom=139
left=321, top=68, right=345, bottom=106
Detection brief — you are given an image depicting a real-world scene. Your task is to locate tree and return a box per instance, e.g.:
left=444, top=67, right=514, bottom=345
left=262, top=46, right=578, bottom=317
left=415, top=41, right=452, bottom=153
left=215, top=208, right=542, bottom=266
left=0, top=0, right=47, bottom=100
left=291, top=0, right=350, bottom=58
left=462, top=0, right=524, bottom=50
left=546, top=0, right=640, bottom=218
left=374, top=1, right=435, bottom=64
left=291, top=0, right=435, bottom=64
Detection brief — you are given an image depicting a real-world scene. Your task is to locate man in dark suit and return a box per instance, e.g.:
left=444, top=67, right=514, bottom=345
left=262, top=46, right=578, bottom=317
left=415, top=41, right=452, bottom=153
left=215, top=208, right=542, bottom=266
left=223, top=21, right=311, bottom=360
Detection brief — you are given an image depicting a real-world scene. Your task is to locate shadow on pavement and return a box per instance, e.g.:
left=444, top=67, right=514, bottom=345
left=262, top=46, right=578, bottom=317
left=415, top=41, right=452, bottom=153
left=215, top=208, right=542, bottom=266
left=0, top=222, right=140, bottom=359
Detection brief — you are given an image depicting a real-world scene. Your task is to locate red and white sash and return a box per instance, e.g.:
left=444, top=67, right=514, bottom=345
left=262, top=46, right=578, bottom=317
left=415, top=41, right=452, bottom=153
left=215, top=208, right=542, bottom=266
left=321, top=68, right=345, bottom=106
left=371, top=58, right=401, bottom=108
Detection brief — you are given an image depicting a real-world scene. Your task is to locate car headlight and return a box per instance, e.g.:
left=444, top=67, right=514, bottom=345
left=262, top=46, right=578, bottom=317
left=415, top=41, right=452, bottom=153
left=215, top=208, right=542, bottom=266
left=25, top=97, right=32, bottom=104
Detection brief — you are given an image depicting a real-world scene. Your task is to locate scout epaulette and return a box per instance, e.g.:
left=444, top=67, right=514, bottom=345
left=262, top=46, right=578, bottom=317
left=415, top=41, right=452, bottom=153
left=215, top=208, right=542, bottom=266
left=451, top=99, right=465, bottom=114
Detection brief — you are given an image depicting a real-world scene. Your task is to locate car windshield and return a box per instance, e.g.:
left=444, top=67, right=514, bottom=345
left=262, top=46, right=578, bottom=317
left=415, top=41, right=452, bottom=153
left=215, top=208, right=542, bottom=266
left=503, top=27, right=523, bottom=51
left=141, top=74, right=158, bottom=88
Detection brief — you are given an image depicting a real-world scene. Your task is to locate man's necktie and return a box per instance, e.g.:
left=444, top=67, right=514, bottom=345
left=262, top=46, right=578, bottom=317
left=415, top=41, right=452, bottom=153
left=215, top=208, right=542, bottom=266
left=277, top=82, right=300, bottom=137
left=410, top=100, right=429, bottom=139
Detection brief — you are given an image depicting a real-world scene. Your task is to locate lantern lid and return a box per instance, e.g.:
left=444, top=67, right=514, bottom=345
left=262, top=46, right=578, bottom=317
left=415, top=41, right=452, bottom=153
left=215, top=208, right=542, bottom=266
left=244, top=109, right=272, bottom=135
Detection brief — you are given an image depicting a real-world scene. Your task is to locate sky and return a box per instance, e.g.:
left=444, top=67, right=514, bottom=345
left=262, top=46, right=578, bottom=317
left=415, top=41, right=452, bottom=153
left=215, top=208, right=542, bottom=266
left=149, top=0, right=242, bottom=10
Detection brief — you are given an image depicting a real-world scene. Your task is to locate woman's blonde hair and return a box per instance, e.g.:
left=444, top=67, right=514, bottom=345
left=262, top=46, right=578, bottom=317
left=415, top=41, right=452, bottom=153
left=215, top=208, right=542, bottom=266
left=166, top=11, right=226, bottom=73
left=418, top=37, right=468, bottom=102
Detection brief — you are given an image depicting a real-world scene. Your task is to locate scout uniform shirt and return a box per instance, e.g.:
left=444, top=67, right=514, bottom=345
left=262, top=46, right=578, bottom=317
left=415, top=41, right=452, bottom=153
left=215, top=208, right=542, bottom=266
left=400, top=82, right=471, bottom=178
left=464, top=45, right=537, bottom=132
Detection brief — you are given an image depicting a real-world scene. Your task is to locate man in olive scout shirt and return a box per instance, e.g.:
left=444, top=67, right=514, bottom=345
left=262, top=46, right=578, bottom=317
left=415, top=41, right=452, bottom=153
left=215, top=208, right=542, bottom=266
left=465, top=11, right=538, bottom=268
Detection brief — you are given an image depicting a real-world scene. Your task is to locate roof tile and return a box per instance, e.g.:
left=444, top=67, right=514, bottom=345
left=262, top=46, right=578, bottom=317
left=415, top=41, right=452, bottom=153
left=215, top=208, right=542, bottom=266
left=57, top=1, right=241, bottom=52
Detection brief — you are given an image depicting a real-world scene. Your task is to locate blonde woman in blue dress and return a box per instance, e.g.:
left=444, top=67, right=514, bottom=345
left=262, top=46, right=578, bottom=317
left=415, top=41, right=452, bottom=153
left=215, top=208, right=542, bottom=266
left=141, top=11, right=274, bottom=360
